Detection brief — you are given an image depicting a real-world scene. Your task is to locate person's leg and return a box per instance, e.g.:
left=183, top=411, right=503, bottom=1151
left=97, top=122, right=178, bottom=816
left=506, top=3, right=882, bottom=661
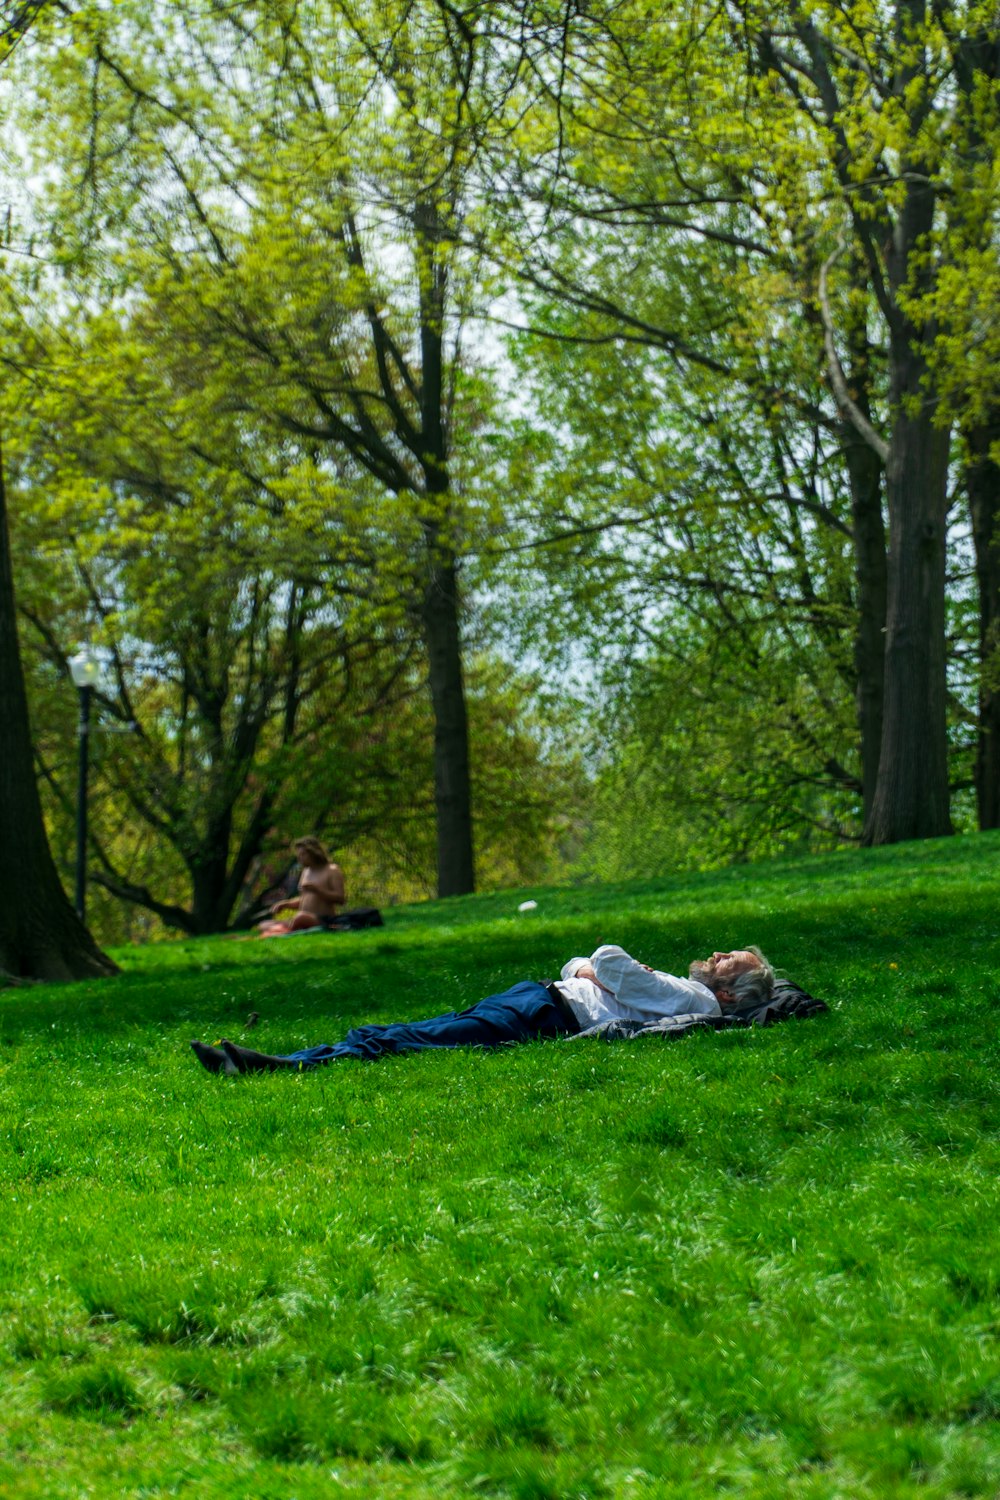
left=191, top=1040, right=239, bottom=1075
left=309, top=981, right=572, bottom=1061
left=215, top=982, right=574, bottom=1071
left=287, top=911, right=321, bottom=932
left=219, top=1039, right=301, bottom=1073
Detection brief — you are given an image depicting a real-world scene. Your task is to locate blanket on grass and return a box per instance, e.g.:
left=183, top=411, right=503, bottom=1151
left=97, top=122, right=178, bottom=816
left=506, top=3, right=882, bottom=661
left=274, top=906, right=384, bottom=935
left=570, top=978, right=829, bottom=1042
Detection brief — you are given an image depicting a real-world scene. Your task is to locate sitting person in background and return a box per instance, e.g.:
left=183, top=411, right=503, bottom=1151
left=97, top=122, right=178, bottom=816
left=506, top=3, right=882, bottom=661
left=257, top=837, right=345, bottom=936
left=191, top=944, right=774, bottom=1072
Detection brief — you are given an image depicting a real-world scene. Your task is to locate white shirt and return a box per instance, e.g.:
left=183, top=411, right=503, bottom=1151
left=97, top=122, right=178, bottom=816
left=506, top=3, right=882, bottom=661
left=556, top=944, right=721, bottom=1030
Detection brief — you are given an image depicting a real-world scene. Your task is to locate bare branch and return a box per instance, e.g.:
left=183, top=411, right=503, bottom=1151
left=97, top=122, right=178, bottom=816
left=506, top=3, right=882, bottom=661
left=819, top=241, right=890, bottom=465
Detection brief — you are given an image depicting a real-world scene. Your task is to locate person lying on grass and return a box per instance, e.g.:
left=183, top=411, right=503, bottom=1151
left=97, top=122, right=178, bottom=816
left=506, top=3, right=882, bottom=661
left=191, top=945, right=774, bottom=1074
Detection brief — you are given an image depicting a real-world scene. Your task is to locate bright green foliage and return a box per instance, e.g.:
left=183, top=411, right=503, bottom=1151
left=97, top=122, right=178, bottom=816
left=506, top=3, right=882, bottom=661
left=492, top=1, right=878, bottom=844
left=0, top=0, right=592, bottom=926
left=4, top=0, right=548, bottom=901
left=1, top=835, right=999, bottom=1495
left=4, top=306, right=582, bottom=933
left=502, top=253, right=869, bottom=856
left=5, top=0, right=1000, bottom=930
left=581, top=623, right=860, bottom=879
left=4, top=330, right=428, bottom=934
left=499, top=0, right=1000, bottom=843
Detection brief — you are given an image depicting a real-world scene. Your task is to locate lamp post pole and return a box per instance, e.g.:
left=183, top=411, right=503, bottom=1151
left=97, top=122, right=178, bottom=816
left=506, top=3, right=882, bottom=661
left=69, top=647, right=101, bottom=924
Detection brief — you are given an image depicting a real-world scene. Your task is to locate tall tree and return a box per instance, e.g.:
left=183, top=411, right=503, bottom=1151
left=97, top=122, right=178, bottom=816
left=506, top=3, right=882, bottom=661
left=500, top=267, right=872, bottom=852
left=6, top=288, right=433, bottom=934
left=740, top=0, right=956, bottom=843
left=490, top=3, right=886, bottom=832
left=0, top=0, right=116, bottom=980
left=965, top=427, right=1000, bottom=828
left=20, top=0, right=538, bottom=897
left=916, top=7, right=1000, bottom=828
left=0, top=433, right=116, bottom=979
left=493, top=0, right=1000, bottom=845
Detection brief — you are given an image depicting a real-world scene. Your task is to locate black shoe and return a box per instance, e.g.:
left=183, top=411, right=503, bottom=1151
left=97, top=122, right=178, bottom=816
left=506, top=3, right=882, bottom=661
left=220, top=1038, right=296, bottom=1073
left=191, top=1040, right=238, bottom=1076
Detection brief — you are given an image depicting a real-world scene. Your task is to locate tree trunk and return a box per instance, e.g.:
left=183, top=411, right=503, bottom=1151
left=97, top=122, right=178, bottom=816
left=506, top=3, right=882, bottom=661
left=421, top=529, right=475, bottom=897
left=416, top=205, right=475, bottom=899
left=186, top=795, right=277, bottom=934
left=0, top=435, right=117, bottom=982
left=966, top=421, right=1000, bottom=828
left=864, top=342, right=953, bottom=844
left=189, top=835, right=234, bottom=935
left=841, top=285, right=887, bottom=820
left=862, top=15, right=955, bottom=846
left=844, top=430, right=887, bottom=819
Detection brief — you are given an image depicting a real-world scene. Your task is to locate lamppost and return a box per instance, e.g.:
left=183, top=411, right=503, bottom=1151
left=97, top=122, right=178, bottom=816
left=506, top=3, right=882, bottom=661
left=69, top=645, right=101, bottom=923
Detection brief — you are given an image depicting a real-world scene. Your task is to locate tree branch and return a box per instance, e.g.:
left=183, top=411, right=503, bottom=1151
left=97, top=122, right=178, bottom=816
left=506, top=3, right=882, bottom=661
left=819, top=242, right=890, bottom=464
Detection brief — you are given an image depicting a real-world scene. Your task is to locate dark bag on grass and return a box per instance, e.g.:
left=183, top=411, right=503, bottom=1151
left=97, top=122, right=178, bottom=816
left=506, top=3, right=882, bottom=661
left=571, top=977, right=828, bottom=1042
left=727, top=977, right=829, bottom=1027
left=320, top=906, right=384, bottom=931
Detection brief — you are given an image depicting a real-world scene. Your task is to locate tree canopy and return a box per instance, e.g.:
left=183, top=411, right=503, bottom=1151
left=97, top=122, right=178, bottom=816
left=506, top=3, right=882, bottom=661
left=2, top=0, right=999, bottom=964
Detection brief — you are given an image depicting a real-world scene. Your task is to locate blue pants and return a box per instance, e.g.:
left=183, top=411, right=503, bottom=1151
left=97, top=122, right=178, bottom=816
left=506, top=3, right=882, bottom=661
left=280, top=981, right=573, bottom=1065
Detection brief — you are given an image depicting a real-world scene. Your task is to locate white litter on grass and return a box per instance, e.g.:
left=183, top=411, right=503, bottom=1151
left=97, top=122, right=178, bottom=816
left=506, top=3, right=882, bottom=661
left=518, top=900, right=538, bottom=912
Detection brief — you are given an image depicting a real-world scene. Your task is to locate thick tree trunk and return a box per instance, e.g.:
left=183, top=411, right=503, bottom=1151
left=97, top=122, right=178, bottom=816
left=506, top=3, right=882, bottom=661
left=864, top=346, right=953, bottom=844
left=862, top=30, right=954, bottom=846
left=186, top=795, right=275, bottom=934
left=844, top=430, right=887, bottom=819
left=189, top=836, right=234, bottom=935
left=416, top=210, right=475, bottom=899
left=841, top=292, right=887, bottom=820
left=966, top=421, right=1000, bottom=828
left=421, top=533, right=475, bottom=897
left=0, top=437, right=117, bottom=982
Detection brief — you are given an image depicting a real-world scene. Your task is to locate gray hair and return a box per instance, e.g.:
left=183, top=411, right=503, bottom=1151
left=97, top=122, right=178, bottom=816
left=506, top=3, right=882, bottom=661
left=690, top=946, right=775, bottom=1008
left=723, top=946, right=775, bottom=1007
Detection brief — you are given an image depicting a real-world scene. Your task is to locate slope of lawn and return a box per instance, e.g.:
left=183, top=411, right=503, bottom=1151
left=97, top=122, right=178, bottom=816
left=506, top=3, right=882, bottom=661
left=1, top=833, right=999, bottom=1498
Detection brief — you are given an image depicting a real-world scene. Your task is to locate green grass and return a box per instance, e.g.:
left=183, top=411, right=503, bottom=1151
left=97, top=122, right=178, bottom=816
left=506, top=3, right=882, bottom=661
left=1, top=833, right=999, bottom=1497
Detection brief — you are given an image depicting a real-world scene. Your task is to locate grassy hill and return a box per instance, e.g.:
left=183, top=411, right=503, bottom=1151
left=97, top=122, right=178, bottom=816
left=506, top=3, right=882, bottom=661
left=1, top=834, right=999, bottom=1498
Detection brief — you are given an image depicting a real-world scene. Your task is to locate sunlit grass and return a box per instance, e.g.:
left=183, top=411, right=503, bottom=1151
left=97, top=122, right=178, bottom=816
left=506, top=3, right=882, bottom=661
left=1, top=833, right=999, bottom=1496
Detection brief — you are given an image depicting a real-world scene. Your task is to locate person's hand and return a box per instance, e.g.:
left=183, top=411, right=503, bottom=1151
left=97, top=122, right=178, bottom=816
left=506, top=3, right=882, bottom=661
left=577, top=962, right=614, bottom=994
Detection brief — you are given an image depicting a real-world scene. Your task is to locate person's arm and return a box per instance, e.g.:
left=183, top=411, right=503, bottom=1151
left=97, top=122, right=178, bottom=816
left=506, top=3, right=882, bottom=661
left=317, top=864, right=346, bottom=906
left=575, top=960, right=614, bottom=993
left=591, top=944, right=721, bottom=1019
left=590, top=946, right=636, bottom=992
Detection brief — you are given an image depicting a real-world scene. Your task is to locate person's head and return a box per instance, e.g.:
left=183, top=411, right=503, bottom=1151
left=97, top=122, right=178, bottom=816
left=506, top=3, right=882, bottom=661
left=293, top=836, right=330, bottom=868
left=689, top=947, right=774, bottom=1007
